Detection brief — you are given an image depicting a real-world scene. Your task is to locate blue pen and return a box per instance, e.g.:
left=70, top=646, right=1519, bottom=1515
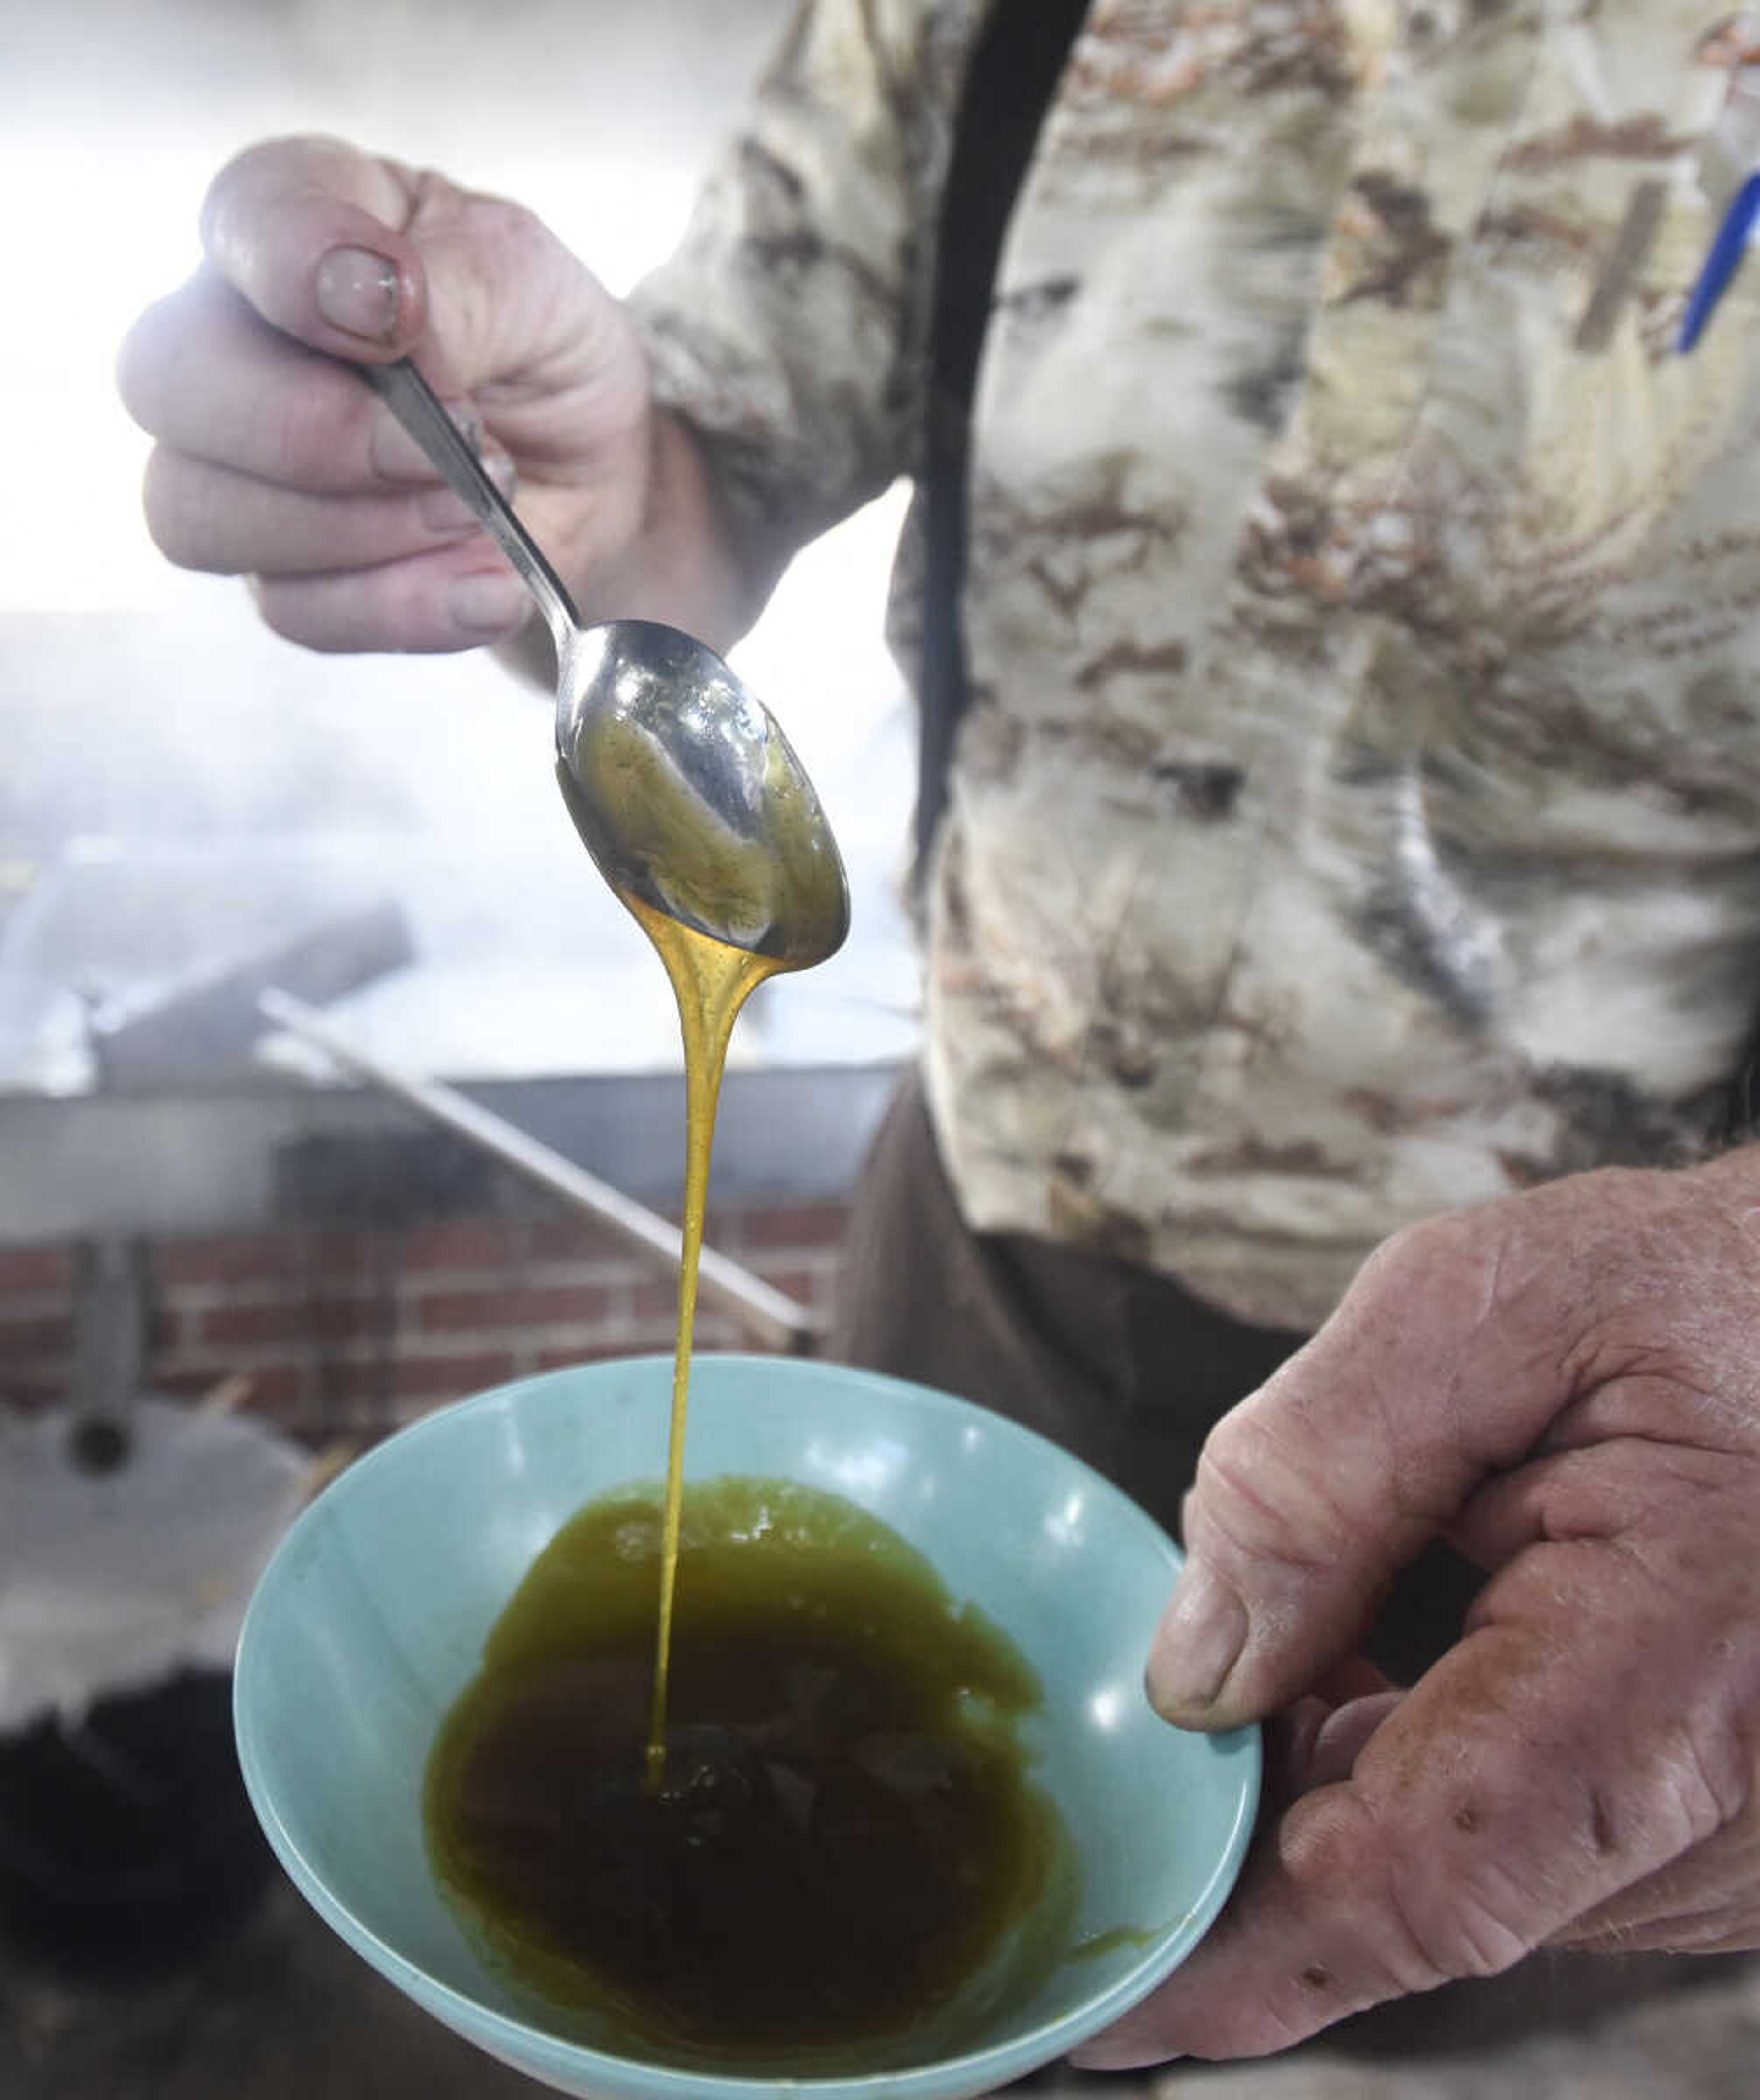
left=1679, top=168, right=1760, bottom=352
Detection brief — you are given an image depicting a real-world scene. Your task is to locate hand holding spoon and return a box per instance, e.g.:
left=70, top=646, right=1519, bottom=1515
left=361, top=358, right=849, bottom=969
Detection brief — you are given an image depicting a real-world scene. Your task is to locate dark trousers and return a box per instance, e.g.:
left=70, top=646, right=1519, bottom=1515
left=828, top=1068, right=1481, bottom=1685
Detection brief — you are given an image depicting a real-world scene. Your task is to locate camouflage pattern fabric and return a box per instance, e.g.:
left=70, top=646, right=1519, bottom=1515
left=633, top=1, right=1760, bottom=1329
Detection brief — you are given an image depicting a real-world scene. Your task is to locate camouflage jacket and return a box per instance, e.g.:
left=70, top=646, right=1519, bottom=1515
left=633, top=0, right=1760, bottom=1329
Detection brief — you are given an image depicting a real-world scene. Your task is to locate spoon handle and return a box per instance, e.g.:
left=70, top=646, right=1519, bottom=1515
left=359, top=358, right=581, bottom=648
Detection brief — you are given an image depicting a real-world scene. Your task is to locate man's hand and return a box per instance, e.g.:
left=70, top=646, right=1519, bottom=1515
left=1077, top=1154, right=1760, bottom=2065
left=117, top=137, right=757, bottom=654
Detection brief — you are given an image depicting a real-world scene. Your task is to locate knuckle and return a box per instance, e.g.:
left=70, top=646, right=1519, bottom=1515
left=249, top=575, right=342, bottom=654
left=1656, top=1721, right=1746, bottom=1847
left=1197, top=1399, right=1363, bottom=1567
left=251, top=557, right=450, bottom=656
left=198, top=142, right=271, bottom=253
left=115, top=302, right=173, bottom=433
left=141, top=450, right=227, bottom=572
left=1285, top=1791, right=1532, bottom=1993
left=1365, top=1204, right=1477, bottom=1280
left=266, top=380, right=364, bottom=490
left=199, top=134, right=310, bottom=243
left=1363, top=1206, right=1502, bottom=1332
left=462, top=193, right=550, bottom=267
left=1394, top=1878, right=1533, bottom=1984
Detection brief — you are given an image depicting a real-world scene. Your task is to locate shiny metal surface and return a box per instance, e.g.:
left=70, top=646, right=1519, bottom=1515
left=363, top=359, right=849, bottom=970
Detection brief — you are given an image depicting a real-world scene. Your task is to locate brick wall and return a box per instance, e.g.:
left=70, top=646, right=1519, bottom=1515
left=0, top=1199, right=850, bottom=1449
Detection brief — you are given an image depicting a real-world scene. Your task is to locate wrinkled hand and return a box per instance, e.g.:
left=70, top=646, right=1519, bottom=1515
left=117, top=135, right=656, bottom=652
left=1079, top=1154, right=1760, bottom=2065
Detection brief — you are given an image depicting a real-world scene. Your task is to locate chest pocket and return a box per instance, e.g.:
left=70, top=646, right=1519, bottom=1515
left=1246, top=3, right=1760, bottom=841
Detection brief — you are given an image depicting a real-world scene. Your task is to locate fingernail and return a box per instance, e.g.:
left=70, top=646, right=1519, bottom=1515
left=1145, top=1557, right=1248, bottom=1718
left=317, top=246, right=402, bottom=342
left=449, top=571, right=528, bottom=635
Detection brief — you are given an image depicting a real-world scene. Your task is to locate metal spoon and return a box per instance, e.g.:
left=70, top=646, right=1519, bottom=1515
left=361, top=359, right=849, bottom=970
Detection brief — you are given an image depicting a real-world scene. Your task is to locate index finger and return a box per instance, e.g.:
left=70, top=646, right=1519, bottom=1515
left=118, top=270, right=478, bottom=494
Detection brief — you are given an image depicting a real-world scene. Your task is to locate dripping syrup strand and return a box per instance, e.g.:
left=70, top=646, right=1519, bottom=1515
left=621, top=892, right=783, bottom=1795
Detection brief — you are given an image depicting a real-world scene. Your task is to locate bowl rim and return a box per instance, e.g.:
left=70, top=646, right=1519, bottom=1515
left=234, top=1352, right=1260, bottom=2098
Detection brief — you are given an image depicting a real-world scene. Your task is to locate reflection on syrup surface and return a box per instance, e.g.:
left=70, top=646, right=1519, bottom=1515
left=424, top=1479, right=1073, bottom=2071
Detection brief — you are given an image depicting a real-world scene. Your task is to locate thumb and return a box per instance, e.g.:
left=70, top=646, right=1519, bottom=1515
left=199, top=135, right=431, bottom=361
left=1145, top=1198, right=1580, bottom=1728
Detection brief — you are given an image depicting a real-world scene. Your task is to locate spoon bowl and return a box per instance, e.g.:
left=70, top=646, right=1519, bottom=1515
left=552, top=620, right=849, bottom=968
left=363, top=359, right=849, bottom=968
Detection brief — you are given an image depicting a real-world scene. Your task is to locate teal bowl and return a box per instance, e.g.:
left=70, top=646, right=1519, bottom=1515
left=234, top=1355, right=1257, bottom=2100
